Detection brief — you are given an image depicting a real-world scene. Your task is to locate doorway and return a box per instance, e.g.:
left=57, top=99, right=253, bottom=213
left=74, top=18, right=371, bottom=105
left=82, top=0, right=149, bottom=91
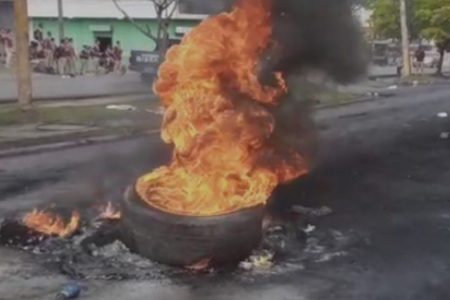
left=95, top=36, right=112, bottom=52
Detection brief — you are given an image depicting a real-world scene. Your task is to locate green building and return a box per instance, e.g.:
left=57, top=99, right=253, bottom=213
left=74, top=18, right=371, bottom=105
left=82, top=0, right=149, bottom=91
left=28, top=0, right=206, bottom=59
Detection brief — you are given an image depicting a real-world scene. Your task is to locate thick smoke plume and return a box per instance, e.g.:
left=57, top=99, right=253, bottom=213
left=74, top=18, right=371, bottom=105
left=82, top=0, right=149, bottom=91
left=269, top=0, right=367, bottom=83
left=181, top=0, right=367, bottom=82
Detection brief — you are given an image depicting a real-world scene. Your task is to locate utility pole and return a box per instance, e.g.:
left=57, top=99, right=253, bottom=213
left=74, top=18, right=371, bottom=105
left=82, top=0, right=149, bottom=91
left=57, top=0, right=64, bottom=40
left=14, top=0, right=32, bottom=107
left=400, top=0, right=411, bottom=77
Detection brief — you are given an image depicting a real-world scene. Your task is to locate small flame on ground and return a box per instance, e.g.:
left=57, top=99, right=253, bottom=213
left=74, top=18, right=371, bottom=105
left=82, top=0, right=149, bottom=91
left=22, top=210, right=80, bottom=238
left=98, top=202, right=122, bottom=220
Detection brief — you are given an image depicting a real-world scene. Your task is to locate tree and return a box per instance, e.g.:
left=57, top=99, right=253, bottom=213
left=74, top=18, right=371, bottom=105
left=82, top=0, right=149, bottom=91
left=369, top=0, right=419, bottom=39
left=370, top=0, right=402, bottom=39
left=415, top=0, right=450, bottom=74
left=369, top=0, right=450, bottom=75
left=112, top=0, right=179, bottom=56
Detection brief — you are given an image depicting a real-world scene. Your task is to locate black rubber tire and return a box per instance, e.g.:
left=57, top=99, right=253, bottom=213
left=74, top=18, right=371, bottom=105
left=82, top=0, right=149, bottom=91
left=120, top=186, right=264, bottom=266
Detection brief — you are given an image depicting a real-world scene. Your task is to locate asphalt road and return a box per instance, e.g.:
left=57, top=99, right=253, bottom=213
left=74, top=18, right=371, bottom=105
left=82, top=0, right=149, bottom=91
left=1, top=85, right=450, bottom=299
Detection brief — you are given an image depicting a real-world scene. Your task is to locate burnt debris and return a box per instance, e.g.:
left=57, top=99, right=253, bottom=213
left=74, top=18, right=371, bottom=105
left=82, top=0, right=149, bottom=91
left=0, top=205, right=363, bottom=281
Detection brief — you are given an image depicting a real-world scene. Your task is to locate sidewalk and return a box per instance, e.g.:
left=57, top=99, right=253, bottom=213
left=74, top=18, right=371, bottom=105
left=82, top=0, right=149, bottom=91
left=0, top=70, right=150, bottom=103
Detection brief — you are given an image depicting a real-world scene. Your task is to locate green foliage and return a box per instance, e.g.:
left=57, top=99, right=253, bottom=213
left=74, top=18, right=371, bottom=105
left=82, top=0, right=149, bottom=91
left=415, top=0, right=450, bottom=46
left=370, top=0, right=401, bottom=39
left=369, top=0, right=450, bottom=44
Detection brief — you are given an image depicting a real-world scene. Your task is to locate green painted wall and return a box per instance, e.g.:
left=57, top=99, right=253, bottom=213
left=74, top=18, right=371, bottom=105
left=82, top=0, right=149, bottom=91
left=32, top=18, right=200, bottom=57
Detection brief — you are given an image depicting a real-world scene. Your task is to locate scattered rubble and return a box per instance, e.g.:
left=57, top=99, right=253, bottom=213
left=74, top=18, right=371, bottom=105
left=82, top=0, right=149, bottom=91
left=440, top=132, right=449, bottom=139
left=146, top=107, right=165, bottom=115
left=0, top=204, right=364, bottom=281
left=56, top=282, right=81, bottom=299
left=106, top=104, right=137, bottom=111
left=239, top=250, right=274, bottom=271
left=315, top=251, right=347, bottom=263
left=303, top=224, right=316, bottom=234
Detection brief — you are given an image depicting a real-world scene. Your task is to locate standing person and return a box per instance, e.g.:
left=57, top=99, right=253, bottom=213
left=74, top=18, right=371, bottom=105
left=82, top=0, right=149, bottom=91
left=103, top=45, right=115, bottom=74
left=42, top=31, right=55, bottom=72
left=49, top=38, right=57, bottom=72
left=90, top=39, right=101, bottom=74
left=57, top=38, right=69, bottom=77
left=415, top=46, right=426, bottom=75
left=79, top=45, right=90, bottom=75
left=67, top=38, right=77, bottom=77
left=0, top=28, right=5, bottom=66
left=113, top=40, right=124, bottom=74
left=33, top=24, right=44, bottom=42
left=54, top=39, right=63, bottom=75
left=3, top=29, right=14, bottom=69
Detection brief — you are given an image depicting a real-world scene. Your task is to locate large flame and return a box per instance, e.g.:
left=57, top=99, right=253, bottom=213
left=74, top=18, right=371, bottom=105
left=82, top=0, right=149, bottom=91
left=136, top=0, right=308, bottom=216
left=22, top=210, right=80, bottom=238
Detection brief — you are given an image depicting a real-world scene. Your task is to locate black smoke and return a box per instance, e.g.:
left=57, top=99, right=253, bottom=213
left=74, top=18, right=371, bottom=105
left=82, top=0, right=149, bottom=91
left=180, top=0, right=367, bottom=82
left=269, top=0, right=368, bottom=83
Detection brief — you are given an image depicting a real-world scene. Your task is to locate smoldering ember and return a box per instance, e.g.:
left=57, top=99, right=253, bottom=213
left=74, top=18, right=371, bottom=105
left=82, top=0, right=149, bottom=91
left=2, top=0, right=450, bottom=299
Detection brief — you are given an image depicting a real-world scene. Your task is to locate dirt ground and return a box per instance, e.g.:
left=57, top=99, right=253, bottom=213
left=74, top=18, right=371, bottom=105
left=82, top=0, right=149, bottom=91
left=1, top=84, right=450, bottom=299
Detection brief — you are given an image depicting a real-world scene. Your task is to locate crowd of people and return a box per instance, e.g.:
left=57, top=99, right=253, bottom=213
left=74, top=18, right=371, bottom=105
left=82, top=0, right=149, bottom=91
left=31, top=27, right=124, bottom=77
left=0, top=28, right=14, bottom=69
left=1, top=26, right=125, bottom=77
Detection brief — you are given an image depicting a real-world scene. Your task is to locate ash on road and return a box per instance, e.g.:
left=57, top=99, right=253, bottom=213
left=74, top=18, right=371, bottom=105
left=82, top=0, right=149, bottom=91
left=1, top=85, right=450, bottom=300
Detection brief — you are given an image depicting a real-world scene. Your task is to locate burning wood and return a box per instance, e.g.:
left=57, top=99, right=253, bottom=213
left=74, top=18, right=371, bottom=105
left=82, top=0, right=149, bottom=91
left=97, top=202, right=122, bottom=221
left=136, top=0, right=308, bottom=217
left=22, top=210, right=80, bottom=238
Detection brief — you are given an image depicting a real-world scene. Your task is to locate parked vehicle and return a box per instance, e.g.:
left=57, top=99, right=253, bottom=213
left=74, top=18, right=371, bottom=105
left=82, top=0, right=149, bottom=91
left=129, top=40, right=181, bottom=83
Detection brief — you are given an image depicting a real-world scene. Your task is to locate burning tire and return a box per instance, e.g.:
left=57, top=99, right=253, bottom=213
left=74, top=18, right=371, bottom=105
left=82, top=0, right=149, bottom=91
left=120, top=186, right=264, bottom=266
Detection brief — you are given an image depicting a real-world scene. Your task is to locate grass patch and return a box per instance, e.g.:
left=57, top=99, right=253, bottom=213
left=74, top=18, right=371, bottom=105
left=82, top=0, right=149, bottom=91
left=0, top=100, right=155, bottom=127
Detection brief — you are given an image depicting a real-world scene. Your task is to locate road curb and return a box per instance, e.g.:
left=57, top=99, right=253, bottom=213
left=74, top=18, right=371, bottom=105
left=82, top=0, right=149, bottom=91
left=0, top=130, right=160, bottom=158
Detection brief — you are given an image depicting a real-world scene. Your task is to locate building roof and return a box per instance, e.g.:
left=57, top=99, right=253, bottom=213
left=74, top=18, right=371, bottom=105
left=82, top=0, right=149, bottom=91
left=28, top=0, right=207, bottom=20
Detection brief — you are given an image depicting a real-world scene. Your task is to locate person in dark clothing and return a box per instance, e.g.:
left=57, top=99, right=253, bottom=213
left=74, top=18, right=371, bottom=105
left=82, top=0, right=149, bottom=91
left=67, top=38, right=77, bottom=76
left=33, top=24, right=44, bottom=42
left=0, top=28, right=6, bottom=65
left=79, top=45, right=90, bottom=75
left=415, top=46, right=426, bottom=75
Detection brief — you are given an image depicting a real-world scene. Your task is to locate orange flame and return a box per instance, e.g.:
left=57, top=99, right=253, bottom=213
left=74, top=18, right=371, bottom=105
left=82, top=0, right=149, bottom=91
left=136, top=0, right=308, bottom=216
left=22, top=210, right=80, bottom=238
left=98, top=202, right=122, bottom=220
